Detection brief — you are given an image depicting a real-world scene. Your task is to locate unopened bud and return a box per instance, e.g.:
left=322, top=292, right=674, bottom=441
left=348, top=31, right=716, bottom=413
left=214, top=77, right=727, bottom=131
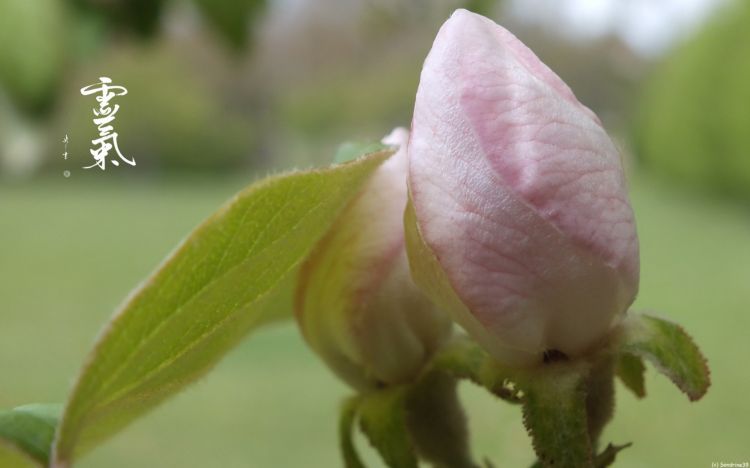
left=405, top=10, right=639, bottom=367
left=296, top=128, right=452, bottom=389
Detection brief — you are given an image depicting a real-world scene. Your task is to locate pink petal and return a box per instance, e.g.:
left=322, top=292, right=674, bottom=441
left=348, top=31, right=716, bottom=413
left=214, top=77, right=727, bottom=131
left=408, top=10, right=639, bottom=362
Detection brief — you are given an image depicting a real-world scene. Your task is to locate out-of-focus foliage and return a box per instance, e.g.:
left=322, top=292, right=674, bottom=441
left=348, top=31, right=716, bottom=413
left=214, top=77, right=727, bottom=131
left=636, top=1, right=750, bottom=201
left=0, top=0, right=265, bottom=121
left=1, top=0, right=500, bottom=176
left=193, top=0, right=266, bottom=48
left=277, top=62, right=418, bottom=141
left=69, top=0, right=165, bottom=38
left=0, top=0, right=69, bottom=115
left=55, top=47, right=258, bottom=173
left=68, top=0, right=265, bottom=47
left=464, top=0, right=497, bottom=16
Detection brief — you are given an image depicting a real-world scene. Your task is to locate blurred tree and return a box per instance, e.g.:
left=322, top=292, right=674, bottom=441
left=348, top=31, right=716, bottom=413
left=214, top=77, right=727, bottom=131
left=0, top=0, right=69, bottom=115
left=0, top=0, right=267, bottom=119
left=464, top=0, right=497, bottom=16
left=69, top=0, right=165, bottom=38
left=193, top=0, right=266, bottom=49
left=635, top=0, right=750, bottom=200
left=67, top=0, right=266, bottom=47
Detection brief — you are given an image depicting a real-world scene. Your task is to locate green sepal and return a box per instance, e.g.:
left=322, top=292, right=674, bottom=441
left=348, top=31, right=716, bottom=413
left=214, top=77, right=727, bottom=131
left=615, top=353, right=646, bottom=398
left=618, top=313, right=710, bottom=401
left=0, top=404, right=61, bottom=467
left=339, top=397, right=366, bottom=468
left=584, top=356, right=616, bottom=445
left=528, top=442, right=631, bottom=468
left=404, top=372, right=479, bottom=468
left=431, top=336, right=523, bottom=403
left=594, top=442, right=632, bottom=468
left=358, top=387, right=418, bottom=468
left=340, top=370, right=480, bottom=468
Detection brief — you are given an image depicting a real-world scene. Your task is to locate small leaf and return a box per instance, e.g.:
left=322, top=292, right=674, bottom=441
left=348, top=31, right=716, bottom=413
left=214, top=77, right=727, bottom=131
left=594, top=442, right=632, bottom=468
left=339, top=397, right=366, bottom=468
left=521, top=365, right=593, bottom=468
left=334, top=141, right=389, bottom=164
left=52, top=151, right=390, bottom=465
left=358, top=388, right=418, bottom=468
left=0, top=404, right=61, bottom=466
left=615, top=353, right=646, bottom=398
left=618, top=313, right=710, bottom=401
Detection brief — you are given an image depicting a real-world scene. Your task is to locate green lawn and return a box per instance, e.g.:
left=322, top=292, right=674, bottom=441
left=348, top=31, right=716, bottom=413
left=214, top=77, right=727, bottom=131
left=1, top=173, right=748, bottom=467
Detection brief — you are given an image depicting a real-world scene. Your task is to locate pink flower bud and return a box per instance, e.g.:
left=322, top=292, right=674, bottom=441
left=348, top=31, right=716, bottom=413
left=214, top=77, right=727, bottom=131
left=405, top=10, right=639, bottom=367
left=296, top=129, right=452, bottom=390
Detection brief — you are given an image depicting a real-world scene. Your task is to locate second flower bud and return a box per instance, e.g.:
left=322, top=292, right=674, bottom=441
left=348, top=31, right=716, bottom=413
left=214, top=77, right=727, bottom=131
left=295, top=128, right=452, bottom=391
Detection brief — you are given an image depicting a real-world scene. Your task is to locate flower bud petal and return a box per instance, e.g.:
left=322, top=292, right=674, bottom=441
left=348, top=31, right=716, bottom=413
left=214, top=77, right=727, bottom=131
left=296, top=128, right=452, bottom=389
left=406, top=10, right=639, bottom=366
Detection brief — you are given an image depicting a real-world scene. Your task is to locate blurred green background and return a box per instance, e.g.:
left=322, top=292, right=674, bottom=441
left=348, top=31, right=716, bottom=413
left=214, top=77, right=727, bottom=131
left=1, top=0, right=748, bottom=466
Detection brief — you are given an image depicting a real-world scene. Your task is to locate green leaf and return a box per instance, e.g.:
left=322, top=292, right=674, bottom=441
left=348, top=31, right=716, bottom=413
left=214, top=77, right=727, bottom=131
left=339, top=397, right=366, bottom=468
left=618, top=313, right=710, bottom=401
left=0, top=445, right=37, bottom=468
left=358, top=388, right=418, bottom=468
left=615, top=353, right=646, bottom=398
left=521, top=365, right=593, bottom=468
left=51, top=151, right=390, bottom=465
left=334, top=141, right=389, bottom=164
left=192, top=0, right=266, bottom=48
left=0, top=404, right=61, bottom=467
